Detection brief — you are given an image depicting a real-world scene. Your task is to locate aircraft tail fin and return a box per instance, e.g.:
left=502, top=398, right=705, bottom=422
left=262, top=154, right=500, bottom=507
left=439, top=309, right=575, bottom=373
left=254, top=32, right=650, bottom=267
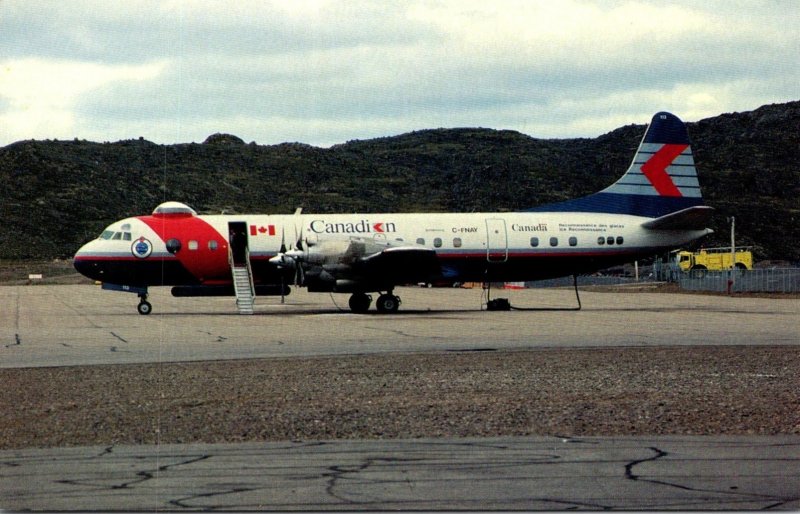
left=528, top=112, right=706, bottom=218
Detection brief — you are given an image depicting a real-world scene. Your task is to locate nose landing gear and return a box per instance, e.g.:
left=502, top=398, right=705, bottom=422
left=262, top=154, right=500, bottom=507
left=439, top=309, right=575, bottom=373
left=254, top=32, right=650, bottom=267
left=137, top=293, right=152, bottom=315
left=100, top=283, right=152, bottom=315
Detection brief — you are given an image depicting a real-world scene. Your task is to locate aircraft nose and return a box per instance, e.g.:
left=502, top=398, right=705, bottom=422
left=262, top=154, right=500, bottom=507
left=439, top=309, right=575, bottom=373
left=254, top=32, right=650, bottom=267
left=73, top=241, right=103, bottom=281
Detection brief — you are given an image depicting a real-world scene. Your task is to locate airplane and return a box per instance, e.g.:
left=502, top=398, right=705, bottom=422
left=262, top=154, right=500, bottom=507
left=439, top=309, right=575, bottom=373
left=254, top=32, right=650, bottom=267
left=73, top=112, right=713, bottom=315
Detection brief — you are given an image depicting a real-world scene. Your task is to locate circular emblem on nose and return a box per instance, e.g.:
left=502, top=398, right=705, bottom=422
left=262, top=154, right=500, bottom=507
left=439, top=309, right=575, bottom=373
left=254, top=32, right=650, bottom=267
left=132, top=237, right=153, bottom=259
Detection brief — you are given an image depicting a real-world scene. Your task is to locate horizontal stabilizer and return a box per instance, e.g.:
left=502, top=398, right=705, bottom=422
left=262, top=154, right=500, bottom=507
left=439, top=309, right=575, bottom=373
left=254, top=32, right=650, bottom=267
left=641, top=206, right=714, bottom=230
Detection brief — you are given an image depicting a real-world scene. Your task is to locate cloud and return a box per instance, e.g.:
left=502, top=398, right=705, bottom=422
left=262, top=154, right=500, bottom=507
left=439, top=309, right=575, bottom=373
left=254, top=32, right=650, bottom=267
left=0, top=57, right=167, bottom=141
left=1, top=1, right=797, bottom=146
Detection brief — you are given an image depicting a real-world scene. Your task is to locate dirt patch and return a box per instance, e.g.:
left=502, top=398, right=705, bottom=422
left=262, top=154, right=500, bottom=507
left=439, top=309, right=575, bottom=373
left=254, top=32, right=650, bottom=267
left=2, top=346, right=798, bottom=449
left=0, top=260, right=92, bottom=286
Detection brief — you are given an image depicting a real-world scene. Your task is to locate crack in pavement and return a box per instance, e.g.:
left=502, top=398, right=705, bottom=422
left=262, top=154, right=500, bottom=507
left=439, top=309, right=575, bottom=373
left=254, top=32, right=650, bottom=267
left=4, top=290, right=21, bottom=348
left=5, top=333, right=22, bottom=348
left=5, top=438, right=798, bottom=510
left=623, top=446, right=796, bottom=508
left=323, top=456, right=424, bottom=505
left=198, top=330, right=228, bottom=343
left=363, top=325, right=416, bottom=338
left=55, top=449, right=211, bottom=492
left=169, top=486, right=256, bottom=509
left=50, top=290, right=103, bottom=329
left=110, top=331, right=128, bottom=343
left=320, top=452, right=617, bottom=510
left=363, top=325, right=448, bottom=340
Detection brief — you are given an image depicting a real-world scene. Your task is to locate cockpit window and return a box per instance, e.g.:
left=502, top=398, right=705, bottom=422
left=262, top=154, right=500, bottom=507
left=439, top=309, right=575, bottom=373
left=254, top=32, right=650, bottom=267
left=100, top=230, right=132, bottom=241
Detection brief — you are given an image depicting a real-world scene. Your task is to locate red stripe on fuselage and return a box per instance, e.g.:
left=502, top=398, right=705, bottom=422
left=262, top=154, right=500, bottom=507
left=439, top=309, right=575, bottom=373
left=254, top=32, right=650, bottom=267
left=641, top=144, right=686, bottom=197
left=138, top=215, right=230, bottom=282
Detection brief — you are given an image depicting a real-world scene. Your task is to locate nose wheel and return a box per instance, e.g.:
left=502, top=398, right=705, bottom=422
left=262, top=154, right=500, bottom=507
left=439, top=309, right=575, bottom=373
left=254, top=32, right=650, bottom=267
left=137, top=293, right=152, bottom=315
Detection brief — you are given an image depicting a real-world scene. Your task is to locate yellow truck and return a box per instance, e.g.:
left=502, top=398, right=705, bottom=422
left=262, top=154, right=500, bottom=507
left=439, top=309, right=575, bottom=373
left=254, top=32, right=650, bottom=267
left=675, top=247, right=753, bottom=273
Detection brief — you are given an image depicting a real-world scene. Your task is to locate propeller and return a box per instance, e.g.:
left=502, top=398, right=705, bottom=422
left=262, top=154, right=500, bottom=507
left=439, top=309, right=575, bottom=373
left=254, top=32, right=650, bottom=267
left=269, top=219, right=307, bottom=288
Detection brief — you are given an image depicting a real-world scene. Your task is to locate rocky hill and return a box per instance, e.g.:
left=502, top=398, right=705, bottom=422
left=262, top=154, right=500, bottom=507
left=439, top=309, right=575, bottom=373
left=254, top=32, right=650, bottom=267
left=1, top=101, right=798, bottom=261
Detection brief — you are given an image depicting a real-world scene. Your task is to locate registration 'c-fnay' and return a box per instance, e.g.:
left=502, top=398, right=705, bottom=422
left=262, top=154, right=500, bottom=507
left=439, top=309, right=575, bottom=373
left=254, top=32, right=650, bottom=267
left=74, top=112, right=713, bottom=315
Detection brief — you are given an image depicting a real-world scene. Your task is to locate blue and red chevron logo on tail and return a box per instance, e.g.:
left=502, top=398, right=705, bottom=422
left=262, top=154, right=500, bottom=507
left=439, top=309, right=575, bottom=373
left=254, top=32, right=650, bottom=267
left=640, top=143, right=688, bottom=197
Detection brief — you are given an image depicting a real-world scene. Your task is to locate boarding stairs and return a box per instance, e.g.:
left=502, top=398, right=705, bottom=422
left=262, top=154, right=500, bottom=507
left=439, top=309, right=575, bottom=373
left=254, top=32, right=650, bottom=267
left=230, top=248, right=256, bottom=314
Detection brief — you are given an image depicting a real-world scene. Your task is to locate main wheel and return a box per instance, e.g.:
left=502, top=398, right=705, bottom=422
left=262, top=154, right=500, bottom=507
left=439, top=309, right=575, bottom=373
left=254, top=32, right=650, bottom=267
left=348, top=293, right=372, bottom=314
left=137, top=300, right=152, bottom=315
left=376, top=294, right=400, bottom=314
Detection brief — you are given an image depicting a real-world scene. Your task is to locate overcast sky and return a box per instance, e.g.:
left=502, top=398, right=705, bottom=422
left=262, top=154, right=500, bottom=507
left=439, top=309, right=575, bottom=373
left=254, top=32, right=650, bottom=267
left=2, top=1, right=798, bottom=147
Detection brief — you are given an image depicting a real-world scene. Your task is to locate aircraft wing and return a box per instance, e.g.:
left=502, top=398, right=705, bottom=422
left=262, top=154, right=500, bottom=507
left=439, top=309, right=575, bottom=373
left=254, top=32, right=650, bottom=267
left=355, top=244, right=440, bottom=284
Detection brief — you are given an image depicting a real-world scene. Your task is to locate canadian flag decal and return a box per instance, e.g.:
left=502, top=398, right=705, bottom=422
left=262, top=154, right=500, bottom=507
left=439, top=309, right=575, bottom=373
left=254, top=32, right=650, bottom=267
left=250, top=225, right=276, bottom=236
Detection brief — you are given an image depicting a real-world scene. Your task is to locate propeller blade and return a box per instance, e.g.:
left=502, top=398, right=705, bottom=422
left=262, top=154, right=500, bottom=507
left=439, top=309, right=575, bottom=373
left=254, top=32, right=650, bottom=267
left=292, top=207, right=302, bottom=252
left=294, top=262, right=302, bottom=286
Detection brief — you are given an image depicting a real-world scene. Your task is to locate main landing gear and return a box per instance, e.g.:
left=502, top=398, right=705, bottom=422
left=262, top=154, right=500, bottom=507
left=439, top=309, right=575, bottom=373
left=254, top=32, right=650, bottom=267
left=376, top=293, right=401, bottom=314
left=348, top=291, right=401, bottom=314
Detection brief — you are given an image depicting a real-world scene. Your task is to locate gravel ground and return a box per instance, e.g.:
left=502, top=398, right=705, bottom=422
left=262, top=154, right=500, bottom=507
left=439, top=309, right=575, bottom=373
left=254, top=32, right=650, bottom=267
left=2, top=346, right=799, bottom=449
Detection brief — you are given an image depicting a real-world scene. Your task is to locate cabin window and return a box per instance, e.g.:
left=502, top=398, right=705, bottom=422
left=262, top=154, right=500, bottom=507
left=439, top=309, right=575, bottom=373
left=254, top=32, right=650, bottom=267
left=433, top=237, right=443, bottom=248
left=607, top=236, right=615, bottom=245
left=100, top=230, right=114, bottom=240
left=453, top=237, right=462, bottom=248
left=569, top=236, right=578, bottom=247
left=416, top=238, right=425, bottom=245
left=188, top=240, right=199, bottom=251
left=616, top=236, right=624, bottom=245
left=123, top=232, right=131, bottom=241
left=530, top=237, right=539, bottom=247
left=112, top=232, right=122, bottom=240
left=208, top=240, right=218, bottom=251
left=597, top=237, right=605, bottom=245
left=550, top=237, right=558, bottom=247
left=166, top=238, right=182, bottom=254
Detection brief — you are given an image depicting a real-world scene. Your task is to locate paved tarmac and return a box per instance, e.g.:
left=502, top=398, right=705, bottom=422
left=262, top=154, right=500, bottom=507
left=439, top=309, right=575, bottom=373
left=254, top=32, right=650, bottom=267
left=2, top=284, right=798, bottom=368
left=2, top=284, right=799, bottom=511
left=2, top=436, right=798, bottom=511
